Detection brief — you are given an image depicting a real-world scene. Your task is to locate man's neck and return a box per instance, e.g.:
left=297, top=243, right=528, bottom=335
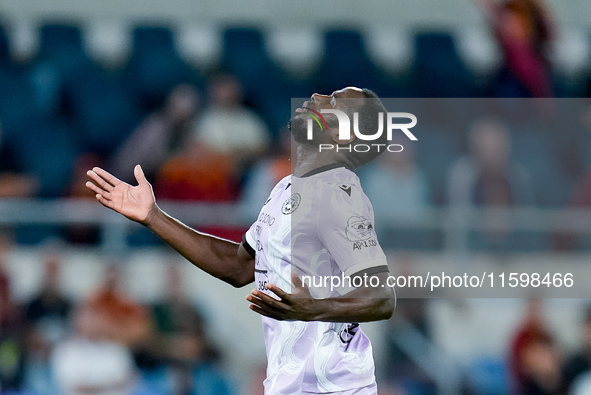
left=293, top=144, right=351, bottom=177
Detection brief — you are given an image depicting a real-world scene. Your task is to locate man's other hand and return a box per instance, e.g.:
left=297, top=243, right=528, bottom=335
left=86, top=165, right=158, bottom=225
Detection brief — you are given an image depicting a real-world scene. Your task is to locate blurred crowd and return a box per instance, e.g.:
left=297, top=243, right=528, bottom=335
left=0, top=1, right=590, bottom=250
left=1, top=0, right=591, bottom=393
left=0, top=236, right=236, bottom=395
left=4, top=238, right=591, bottom=394
left=381, top=294, right=591, bottom=395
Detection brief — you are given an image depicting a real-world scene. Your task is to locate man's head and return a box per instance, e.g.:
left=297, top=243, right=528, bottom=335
left=289, top=87, right=389, bottom=168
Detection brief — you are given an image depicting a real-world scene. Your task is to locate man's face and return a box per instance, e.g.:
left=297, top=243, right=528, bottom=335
left=289, top=87, right=365, bottom=144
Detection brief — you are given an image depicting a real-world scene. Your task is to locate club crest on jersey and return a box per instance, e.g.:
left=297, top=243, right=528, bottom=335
left=345, top=216, right=374, bottom=242
left=281, top=193, right=301, bottom=215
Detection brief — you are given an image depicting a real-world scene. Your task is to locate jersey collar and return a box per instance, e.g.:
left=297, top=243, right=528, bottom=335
left=298, top=163, right=353, bottom=178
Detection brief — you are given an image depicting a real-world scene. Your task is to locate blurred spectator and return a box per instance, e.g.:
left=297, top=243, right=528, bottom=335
left=554, top=163, right=591, bottom=250
left=472, top=0, right=555, bottom=97
left=0, top=119, right=39, bottom=197
left=449, top=119, right=534, bottom=207
left=359, top=138, right=431, bottom=232
left=508, top=299, right=561, bottom=394
left=64, top=153, right=103, bottom=244
left=110, top=84, right=200, bottom=184
left=448, top=119, right=535, bottom=249
left=152, top=262, right=208, bottom=338
left=571, top=169, right=591, bottom=209
left=154, top=142, right=238, bottom=202
left=0, top=233, right=25, bottom=389
left=51, top=305, right=136, bottom=395
left=191, top=73, right=270, bottom=169
left=382, top=254, right=435, bottom=394
left=83, top=264, right=153, bottom=355
left=164, top=327, right=234, bottom=395
left=143, top=262, right=233, bottom=395
left=154, top=140, right=245, bottom=241
left=22, top=250, right=72, bottom=391
left=561, top=306, right=591, bottom=393
left=238, top=128, right=292, bottom=222
left=247, top=363, right=267, bottom=395
left=68, top=153, right=103, bottom=200
left=25, top=252, right=71, bottom=332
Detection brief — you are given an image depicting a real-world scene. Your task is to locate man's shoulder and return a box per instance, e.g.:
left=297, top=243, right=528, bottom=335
left=271, top=174, right=292, bottom=192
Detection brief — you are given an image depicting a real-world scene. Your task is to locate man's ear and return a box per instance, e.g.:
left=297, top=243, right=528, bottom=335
left=329, top=127, right=355, bottom=144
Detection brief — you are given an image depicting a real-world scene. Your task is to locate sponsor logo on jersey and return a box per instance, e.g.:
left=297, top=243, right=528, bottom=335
left=345, top=216, right=374, bottom=242
left=281, top=193, right=301, bottom=215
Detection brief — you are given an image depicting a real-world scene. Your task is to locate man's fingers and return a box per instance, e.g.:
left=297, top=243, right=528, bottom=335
left=96, top=194, right=116, bottom=210
left=265, top=283, right=290, bottom=300
left=248, top=303, right=281, bottom=320
left=85, top=181, right=111, bottom=198
left=249, top=290, right=286, bottom=311
left=291, top=270, right=304, bottom=289
left=86, top=170, right=115, bottom=192
left=134, top=164, right=149, bottom=186
left=91, top=167, right=123, bottom=187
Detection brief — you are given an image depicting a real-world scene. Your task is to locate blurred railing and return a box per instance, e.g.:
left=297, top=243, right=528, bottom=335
left=1, top=199, right=591, bottom=253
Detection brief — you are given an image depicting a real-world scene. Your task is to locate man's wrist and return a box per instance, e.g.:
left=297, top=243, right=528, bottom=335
left=142, top=204, right=162, bottom=228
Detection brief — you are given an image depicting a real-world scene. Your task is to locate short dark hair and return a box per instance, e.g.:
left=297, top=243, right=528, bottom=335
left=345, top=88, right=389, bottom=167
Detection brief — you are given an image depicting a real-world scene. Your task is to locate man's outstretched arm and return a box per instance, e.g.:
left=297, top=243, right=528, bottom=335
left=86, top=165, right=254, bottom=288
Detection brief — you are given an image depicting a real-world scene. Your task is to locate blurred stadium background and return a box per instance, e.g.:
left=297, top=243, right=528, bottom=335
left=1, top=0, right=591, bottom=394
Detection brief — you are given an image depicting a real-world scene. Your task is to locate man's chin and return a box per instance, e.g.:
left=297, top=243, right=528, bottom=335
left=288, top=118, right=310, bottom=144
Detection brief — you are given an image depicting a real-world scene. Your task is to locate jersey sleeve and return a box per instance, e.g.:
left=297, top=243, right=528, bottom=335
left=316, top=184, right=388, bottom=277
left=242, top=223, right=257, bottom=259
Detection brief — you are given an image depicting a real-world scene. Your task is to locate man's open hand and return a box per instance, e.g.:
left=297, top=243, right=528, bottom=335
left=246, top=271, right=320, bottom=321
left=86, top=165, right=157, bottom=225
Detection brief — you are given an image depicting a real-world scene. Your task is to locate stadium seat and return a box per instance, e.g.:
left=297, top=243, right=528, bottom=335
left=509, top=127, right=573, bottom=207
left=0, top=22, right=10, bottom=69
left=316, top=29, right=382, bottom=94
left=127, top=25, right=202, bottom=111
left=0, top=68, right=39, bottom=142
left=221, top=27, right=283, bottom=97
left=414, top=123, right=463, bottom=205
left=467, top=357, right=509, bottom=395
left=9, top=115, right=79, bottom=197
left=65, top=67, right=142, bottom=156
left=410, top=31, right=477, bottom=97
left=31, top=23, right=95, bottom=119
left=40, top=24, right=84, bottom=57
left=221, top=27, right=298, bottom=135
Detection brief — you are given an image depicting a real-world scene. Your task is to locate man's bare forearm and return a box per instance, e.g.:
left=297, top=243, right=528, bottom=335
left=144, top=206, right=255, bottom=287
left=252, top=272, right=395, bottom=322
left=312, top=293, right=395, bottom=323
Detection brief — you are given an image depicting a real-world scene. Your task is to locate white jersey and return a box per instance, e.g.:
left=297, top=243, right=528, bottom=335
left=243, top=164, right=389, bottom=394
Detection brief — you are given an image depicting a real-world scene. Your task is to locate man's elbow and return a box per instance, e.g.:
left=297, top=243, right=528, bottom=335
left=226, top=271, right=255, bottom=288
left=375, top=288, right=395, bottom=320
left=380, top=297, right=395, bottom=320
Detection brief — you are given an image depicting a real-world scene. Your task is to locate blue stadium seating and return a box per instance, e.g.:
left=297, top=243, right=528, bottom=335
left=65, top=67, right=141, bottom=156
left=127, top=26, right=202, bottom=111
left=221, top=27, right=299, bottom=135
left=0, top=68, right=38, bottom=142
left=31, top=23, right=95, bottom=119
left=9, top=115, right=78, bottom=197
left=39, top=23, right=84, bottom=59
left=410, top=32, right=478, bottom=97
left=221, top=27, right=283, bottom=97
left=0, top=22, right=10, bottom=69
left=467, top=357, right=509, bottom=395
left=316, top=29, right=382, bottom=94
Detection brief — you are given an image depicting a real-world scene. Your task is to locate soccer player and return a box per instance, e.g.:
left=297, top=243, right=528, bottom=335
left=86, top=86, right=395, bottom=394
